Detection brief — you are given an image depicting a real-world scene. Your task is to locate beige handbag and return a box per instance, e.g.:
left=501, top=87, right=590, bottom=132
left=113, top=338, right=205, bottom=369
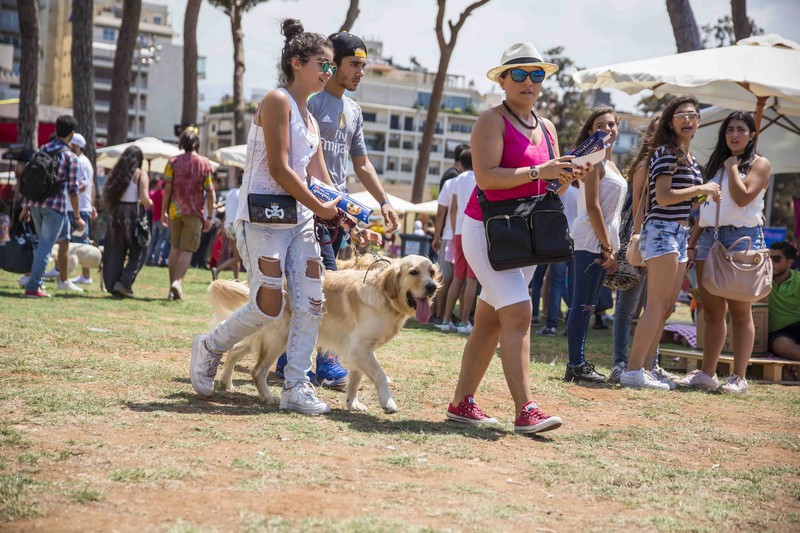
left=625, top=171, right=648, bottom=267
left=701, top=184, right=772, bottom=302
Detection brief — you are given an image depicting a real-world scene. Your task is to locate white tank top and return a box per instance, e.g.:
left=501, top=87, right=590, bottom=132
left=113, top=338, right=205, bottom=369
left=571, top=162, right=628, bottom=253
left=698, top=163, right=765, bottom=228
left=236, top=88, right=319, bottom=226
left=119, top=171, right=140, bottom=203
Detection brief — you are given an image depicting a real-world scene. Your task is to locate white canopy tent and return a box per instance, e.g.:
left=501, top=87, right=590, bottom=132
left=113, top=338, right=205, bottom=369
left=96, top=137, right=219, bottom=174
left=212, top=144, right=246, bottom=169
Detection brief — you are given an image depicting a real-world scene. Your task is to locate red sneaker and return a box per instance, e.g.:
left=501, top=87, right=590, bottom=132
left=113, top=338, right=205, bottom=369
left=447, top=395, right=498, bottom=425
left=514, top=401, right=562, bottom=434
left=24, top=288, right=51, bottom=299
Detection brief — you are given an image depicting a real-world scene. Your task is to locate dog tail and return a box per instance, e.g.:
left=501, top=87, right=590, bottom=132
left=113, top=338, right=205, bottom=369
left=208, top=280, right=249, bottom=325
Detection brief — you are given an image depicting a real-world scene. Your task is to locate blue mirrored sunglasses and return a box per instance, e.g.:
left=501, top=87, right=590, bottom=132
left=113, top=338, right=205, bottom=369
left=507, top=68, right=546, bottom=83
left=309, top=59, right=336, bottom=75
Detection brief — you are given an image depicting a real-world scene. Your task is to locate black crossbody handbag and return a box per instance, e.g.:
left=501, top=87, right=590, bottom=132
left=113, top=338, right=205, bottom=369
left=477, top=127, right=573, bottom=271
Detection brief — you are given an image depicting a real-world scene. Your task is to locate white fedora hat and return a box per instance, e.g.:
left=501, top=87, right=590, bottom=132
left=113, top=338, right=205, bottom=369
left=486, top=42, right=559, bottom=83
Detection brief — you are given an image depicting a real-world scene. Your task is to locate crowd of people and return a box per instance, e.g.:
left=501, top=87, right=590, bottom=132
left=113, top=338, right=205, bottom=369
left=6, top=21, right=799, bottom=434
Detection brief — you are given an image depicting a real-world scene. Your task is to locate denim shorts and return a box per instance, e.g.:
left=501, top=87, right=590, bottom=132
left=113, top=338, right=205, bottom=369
left=639, top=219, right=690, bottom=263
left=696, top=225, right=764, bottom=261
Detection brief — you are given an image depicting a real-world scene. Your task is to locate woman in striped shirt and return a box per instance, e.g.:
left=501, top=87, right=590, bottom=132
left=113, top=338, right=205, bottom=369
left=620, top=96, right=721, bottom=390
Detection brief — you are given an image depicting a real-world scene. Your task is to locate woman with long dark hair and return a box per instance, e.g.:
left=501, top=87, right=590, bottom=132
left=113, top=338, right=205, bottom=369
left=102, top=145, right=153, bottom=297
left=189, top=19, right=350, bottom=414
left=564, top=106, right=627, bottom=384
left=676, top=111, right=771, bottom=394
left=621, top=95, right=721, bottom=390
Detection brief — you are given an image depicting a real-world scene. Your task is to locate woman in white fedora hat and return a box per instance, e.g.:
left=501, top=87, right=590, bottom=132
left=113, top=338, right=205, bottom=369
left=446, top=42, right=589, bottom=435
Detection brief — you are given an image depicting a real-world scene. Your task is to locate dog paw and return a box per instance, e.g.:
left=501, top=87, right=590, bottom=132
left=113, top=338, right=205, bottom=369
left=347, top=401, right=368, bottom=412
left=263, top=395, right=280, bottom=406
left=382, top=399, right=398, bottom=414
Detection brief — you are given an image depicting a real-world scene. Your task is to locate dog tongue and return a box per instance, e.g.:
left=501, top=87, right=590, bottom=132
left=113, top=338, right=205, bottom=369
left=415, top=298, right=432, bottom=323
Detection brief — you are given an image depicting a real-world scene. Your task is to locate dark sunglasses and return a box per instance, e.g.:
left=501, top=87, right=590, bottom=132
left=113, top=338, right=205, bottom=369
left=505, top=68, right=546, bottom=83
left=770, top=255, right=785, bottom=262
left=309, top=59, right=336, bottom=75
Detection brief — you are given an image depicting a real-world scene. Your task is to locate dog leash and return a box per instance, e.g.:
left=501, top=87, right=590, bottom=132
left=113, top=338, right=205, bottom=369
left=352, top=242, right=392, bottom=284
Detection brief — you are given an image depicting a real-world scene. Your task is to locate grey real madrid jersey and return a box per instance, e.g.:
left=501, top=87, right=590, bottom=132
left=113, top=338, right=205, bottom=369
left=308, top=90, right=368, bottom=193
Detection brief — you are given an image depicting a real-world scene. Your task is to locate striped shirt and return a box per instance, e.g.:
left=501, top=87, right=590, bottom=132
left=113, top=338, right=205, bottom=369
left=644, top=145, right=702, bottom=223
left=24, top=139, right=80, bottom=215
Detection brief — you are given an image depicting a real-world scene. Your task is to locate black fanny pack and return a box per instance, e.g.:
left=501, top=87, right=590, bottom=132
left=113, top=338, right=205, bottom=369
left=248, top=194, right=298, bottom=225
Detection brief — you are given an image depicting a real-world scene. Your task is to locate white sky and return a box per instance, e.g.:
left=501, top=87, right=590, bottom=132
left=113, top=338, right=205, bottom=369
left=157, top=0, right=800, bottom=113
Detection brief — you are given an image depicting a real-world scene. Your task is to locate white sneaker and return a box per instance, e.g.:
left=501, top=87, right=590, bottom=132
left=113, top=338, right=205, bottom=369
left=718, top=374, right=749, bottom=395
left=57, top=279, right=84, bottom=292
left=682, top=370, right=720, bottom=391
left=651, top=366, right=677, bottom=390
left=169, top=280, right=183, bottom=301
left=457, top=323, right=473, bottom=334
left=71, top=275, right=93, bottom=285
left=190, top=334, right=222, bottom=397
left=620, top=368, right=671, bottom=390
left=43, top=268, right=60, bottom=279
left=437, top=321, right=456, bottom=333
left=18, top=275, right=30, bottom=287
left=280, top=381, right=330, bottom=414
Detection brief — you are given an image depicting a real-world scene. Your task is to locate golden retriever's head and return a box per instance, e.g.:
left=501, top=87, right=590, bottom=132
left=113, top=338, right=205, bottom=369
left=380, top=255, right=440, bottom=323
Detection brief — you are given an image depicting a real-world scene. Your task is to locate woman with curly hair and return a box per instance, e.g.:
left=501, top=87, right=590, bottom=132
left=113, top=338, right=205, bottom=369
left=621, top=95, right=721, bottom=390
left=102, top=145, right=153, bottom=297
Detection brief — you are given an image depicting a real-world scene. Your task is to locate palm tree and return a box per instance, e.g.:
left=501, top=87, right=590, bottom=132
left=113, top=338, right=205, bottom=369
left=108, top=0, right=142, bottom=144
left=181, top=0, right=202, bottom=128
left=665, top=0, right=702, bottom=52
left=411, top=0, right=490, bottom=203
left=208, top=1, right=271, bottom=145
left=17, top=0, right=39, bottom=150
left=72, top=0, right=96, bottom=169
left=339, top=0, right=360, bottom=32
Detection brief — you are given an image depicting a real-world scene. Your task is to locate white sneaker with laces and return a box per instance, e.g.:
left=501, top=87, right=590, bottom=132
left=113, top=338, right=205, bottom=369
left=651, top=366, right=677, bottom=390
left=718, top=374, right=748, bottom=394
left=437, top=321, right=456, bottom=333
left=620, top=368, right=671, bottom=390
left=190, top=334, right=222, bottom=397
left=169, top=280, right=183, bottom=301
left=57, top=279, right=84, bottom=292
left=71, top=275, right=93, bottom=285
left=280, top=381, right=330, bottom=414
left=43, top=268, right=59, bottom=279
left=457, top=323, right=473, bottom=334
left=684, top=370, right=720, bottom=391
left=674, top=369, right=700, bottom=388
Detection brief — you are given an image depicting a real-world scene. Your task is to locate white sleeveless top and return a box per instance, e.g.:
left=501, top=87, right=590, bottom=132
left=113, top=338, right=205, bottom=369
left=236, top=88, right=319, bottom=227
left=698, top=163, right=765, bottom=228
left=119, top=171, right=140, bottom=203
left=571, top=162, right=628, bottom=253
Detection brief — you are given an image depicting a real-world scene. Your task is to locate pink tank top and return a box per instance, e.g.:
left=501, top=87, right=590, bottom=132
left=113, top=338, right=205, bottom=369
left=464, top=114, right=552, bottom=220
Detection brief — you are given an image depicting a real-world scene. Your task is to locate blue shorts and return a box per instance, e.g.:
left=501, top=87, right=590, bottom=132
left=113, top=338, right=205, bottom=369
left=696, top=225, right=764, bottom=261
left=639, top=219, right=690, bottom=263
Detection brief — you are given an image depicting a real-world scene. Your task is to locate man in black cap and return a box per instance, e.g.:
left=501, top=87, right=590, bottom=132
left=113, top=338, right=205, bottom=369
left=275, top=32, right=400, bottom=387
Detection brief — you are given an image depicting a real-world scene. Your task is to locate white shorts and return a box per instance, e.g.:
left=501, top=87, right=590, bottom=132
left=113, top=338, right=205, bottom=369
left=461, top=216, right=536, bottom=310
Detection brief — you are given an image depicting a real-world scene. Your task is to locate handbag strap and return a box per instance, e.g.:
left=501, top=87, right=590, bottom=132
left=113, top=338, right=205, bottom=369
left=713, top=169, right=725, bottom=240
left=631, top=164, right=649, bottom=233
left=477, top=112, right=555, bottom=200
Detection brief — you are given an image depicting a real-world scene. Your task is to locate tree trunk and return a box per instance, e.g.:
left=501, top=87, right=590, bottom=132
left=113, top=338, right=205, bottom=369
left=72, top=0, right=96, bottom=173
left=411, top=0, right=490, bottom=203
left=731, top=0, right=752, bottom=41
left=108, top=0, right=142, bottom=144
left=339, top=0, right=360, bottom=32
left=181, top=0, right=201, bottom=127
left=666, top=0, right=703, bottom=52
left=17, top=0, right=39, bottom=150
left=231, top=1, right=246, bottom=145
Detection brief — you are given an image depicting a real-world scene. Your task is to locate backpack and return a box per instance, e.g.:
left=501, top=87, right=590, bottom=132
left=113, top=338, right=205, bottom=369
left=19, top=145, right=68, bottom=202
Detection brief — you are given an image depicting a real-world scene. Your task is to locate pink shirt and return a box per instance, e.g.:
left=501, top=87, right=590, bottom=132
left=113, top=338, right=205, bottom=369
left=464, top=114, right=552, bottom=221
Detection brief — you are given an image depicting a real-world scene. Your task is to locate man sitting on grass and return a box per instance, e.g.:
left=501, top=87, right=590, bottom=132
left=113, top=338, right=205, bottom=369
left=768, top=241, right=800, bottom=360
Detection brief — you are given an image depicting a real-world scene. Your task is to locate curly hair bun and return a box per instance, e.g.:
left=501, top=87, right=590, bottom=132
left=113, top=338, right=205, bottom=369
left=281, top=19, right=304, bottom=43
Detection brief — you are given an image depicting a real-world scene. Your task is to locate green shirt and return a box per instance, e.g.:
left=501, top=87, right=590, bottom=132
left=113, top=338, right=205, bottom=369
left=768, top=269, right=800, bottom=332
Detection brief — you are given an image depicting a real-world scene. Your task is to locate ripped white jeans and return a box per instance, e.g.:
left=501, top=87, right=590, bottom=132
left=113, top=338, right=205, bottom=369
left=205, top=219, right=324, bottom=385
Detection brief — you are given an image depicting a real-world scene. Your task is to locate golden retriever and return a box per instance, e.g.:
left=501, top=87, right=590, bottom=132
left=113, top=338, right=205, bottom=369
left=209, top=254, right=439, bottom=413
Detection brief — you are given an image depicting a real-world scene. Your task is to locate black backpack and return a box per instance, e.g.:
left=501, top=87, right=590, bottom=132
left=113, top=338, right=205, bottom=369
left=19, top=145, right=68, bottom=202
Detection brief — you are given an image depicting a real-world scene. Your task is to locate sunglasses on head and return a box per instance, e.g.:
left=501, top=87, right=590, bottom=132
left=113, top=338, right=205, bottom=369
left=504, top=68, right=546, bottom=83
left=309, top=59, right=336, bottom=75
left=674, top=112, right=700, bottom=121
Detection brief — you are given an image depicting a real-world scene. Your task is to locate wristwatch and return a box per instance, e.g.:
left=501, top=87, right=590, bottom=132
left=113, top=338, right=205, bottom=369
left=528, top=165, right=540, bottom=181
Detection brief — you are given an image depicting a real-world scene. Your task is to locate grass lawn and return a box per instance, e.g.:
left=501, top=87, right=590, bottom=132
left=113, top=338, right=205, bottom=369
left=0, top=264, right=798, bottom=532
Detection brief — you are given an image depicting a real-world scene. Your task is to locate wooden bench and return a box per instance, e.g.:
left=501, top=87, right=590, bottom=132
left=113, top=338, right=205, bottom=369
left=660, top=347, right=800, bottom=384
